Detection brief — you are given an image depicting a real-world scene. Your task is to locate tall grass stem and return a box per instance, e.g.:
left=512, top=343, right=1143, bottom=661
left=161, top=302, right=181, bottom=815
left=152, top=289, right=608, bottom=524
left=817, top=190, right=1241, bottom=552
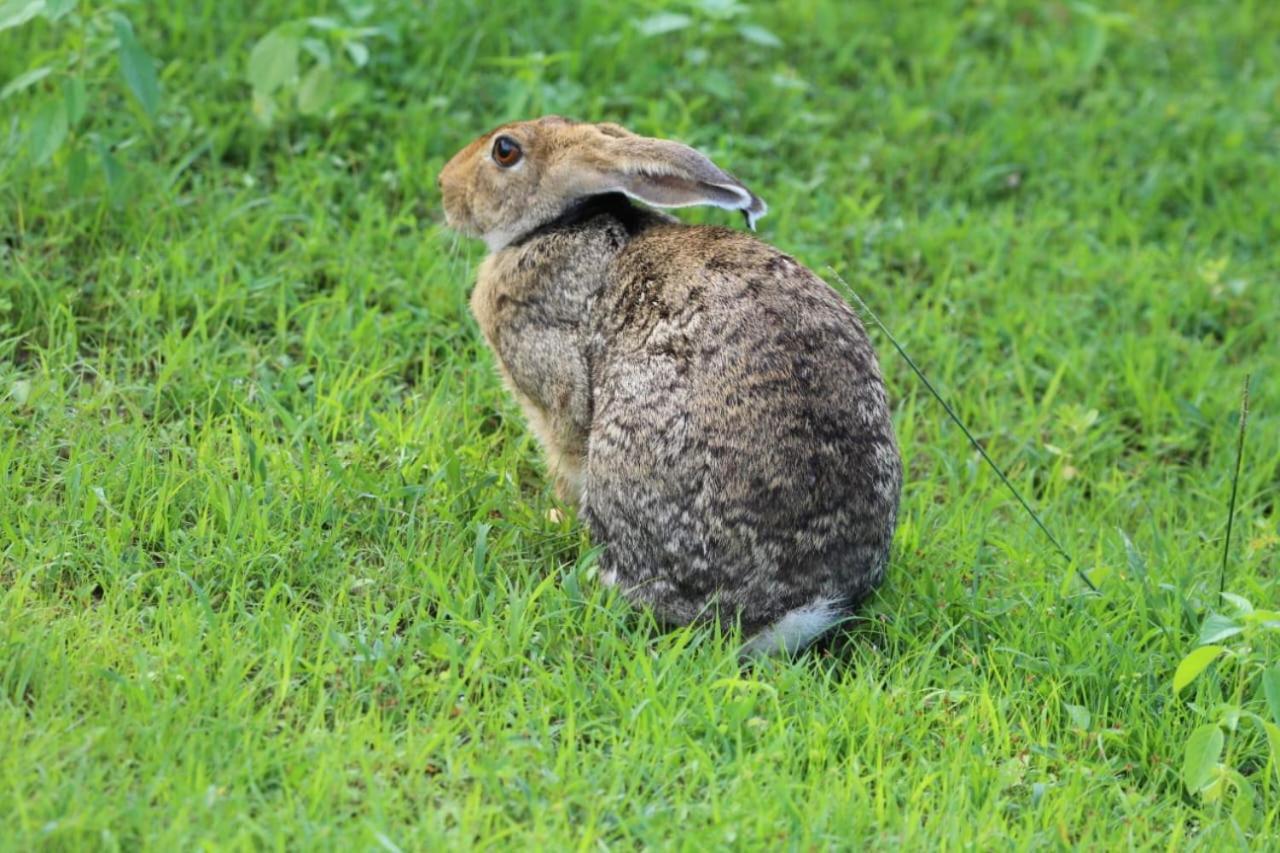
left=1219, top=374, right=1251, bottom=595
left=828, top=268, right=1098, bottom=593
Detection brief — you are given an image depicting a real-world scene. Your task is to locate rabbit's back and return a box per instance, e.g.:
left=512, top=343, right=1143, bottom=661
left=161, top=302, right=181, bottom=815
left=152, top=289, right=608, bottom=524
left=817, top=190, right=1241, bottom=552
left=584, top=224, right=902, bottom=636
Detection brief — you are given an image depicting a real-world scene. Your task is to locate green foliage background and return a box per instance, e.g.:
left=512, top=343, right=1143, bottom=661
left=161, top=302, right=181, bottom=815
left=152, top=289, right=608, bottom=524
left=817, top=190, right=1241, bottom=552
left=1, top=0, right=1278, bottom=847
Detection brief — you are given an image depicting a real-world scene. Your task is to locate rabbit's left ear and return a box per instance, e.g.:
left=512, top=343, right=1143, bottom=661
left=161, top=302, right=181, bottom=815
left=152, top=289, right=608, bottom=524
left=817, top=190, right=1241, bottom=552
left=578, top=134, right=767, bottom=229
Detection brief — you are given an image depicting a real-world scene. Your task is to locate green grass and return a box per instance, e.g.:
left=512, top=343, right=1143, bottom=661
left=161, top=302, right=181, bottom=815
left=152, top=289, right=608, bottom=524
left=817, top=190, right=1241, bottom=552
left=2, top=0, right=1279, bottom=847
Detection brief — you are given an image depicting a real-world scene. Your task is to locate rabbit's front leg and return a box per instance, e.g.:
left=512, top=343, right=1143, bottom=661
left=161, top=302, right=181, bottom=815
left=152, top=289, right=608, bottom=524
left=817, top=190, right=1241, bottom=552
left=493, top=325, right=592, bottom=509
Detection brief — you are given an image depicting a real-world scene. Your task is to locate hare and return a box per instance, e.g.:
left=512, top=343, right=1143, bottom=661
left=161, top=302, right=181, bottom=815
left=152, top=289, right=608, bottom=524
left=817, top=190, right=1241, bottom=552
left=438, top=116, right=901, bottom=655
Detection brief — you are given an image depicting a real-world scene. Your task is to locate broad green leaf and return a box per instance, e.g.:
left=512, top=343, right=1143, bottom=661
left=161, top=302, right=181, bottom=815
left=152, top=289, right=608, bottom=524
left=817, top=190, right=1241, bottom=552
left=1231, top=790, right=1254, bottom=829
left=42, top=0, right=72, bottom=19
left=1225, top=768, right=1255, bottom=829
left=635, top=13, right=693, bottom=37
left=1219, top=591, right=1253, bottom=615
left=0, top=0, right=43, bottom=31
left=1063, top=703, right=1091, bottom=730
left=300, top=36, right=330, bottom=64
left=1197, top=613, right=1242, bottom=645
left=1264, top=663, right=1280, bottom=726
left=66, top=143, right=87, bottom=194
left=344, top=40, right=369, bottom=67
left=1182, top=723, right=1222, bottom=793
left=247, top=28, right=300, bottom=96
left=250, top=90, right=277, bottom=126
left=115, top=16, right=161, bottom=117
left=1173, top=644, right=1225, bottom=693
left=28, top=96, right=67, bottom=166
left=1246, top=608, right=1280, bottom=627
left=1081, top=24, right=1108, bottom=72
left=1265, top=722, right=1280, bottom=783
left=695, top=0, right=745, bottom=17
left=296, top=64, right=335, bottom=116
left=737, top=24, right=782, bottom=47
left=63, top=75, right=85, bottom=125
left=0, top=65, right=51, bottom=100
left=96, top=141, right=125, bottom=204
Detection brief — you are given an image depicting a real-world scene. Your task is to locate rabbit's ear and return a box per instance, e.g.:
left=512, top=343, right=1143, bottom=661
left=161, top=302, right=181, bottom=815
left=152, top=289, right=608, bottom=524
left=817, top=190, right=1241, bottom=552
left=578, top=134, right=767, bottom=229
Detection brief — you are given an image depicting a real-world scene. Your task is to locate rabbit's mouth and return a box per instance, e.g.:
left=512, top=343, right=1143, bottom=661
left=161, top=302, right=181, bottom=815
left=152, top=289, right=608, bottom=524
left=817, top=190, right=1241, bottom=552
left=439, top=189, right=478, bottom=238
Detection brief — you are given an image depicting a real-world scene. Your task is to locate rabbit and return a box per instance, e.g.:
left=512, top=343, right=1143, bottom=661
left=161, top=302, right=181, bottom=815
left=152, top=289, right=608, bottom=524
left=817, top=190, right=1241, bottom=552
left=438, top=116, right=901, bottom=655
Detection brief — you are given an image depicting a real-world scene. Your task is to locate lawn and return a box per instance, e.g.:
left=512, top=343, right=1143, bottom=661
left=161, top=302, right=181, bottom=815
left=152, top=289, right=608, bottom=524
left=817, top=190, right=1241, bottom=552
left=2, top=0, right=1279, bottom=847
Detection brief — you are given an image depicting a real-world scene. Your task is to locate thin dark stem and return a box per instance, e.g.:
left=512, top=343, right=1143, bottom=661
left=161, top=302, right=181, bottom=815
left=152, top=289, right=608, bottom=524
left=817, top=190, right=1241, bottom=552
left=1220, top=374, right=1251, bottom=596
left=827, top=268, right=1098, bottom=593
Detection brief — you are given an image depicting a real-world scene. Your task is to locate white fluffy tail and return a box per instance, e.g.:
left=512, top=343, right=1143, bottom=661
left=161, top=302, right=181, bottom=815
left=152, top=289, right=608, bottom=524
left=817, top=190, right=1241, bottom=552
left=740, top=597, right=843, bottom=657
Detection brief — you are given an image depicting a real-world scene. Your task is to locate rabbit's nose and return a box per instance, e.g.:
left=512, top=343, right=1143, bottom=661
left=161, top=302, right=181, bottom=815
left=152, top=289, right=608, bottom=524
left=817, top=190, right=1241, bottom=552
left=435, top=173, right=443, bottom=190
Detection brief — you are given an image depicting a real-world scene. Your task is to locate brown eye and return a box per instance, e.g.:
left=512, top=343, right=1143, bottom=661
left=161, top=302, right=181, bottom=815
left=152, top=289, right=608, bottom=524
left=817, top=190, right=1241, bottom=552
left=492, top=135, right=522, bottom=167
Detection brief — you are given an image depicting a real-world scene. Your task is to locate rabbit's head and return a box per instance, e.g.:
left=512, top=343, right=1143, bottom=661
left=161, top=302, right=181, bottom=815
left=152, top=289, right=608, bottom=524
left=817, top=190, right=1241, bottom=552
left=438, top=116, right=766, bottom=251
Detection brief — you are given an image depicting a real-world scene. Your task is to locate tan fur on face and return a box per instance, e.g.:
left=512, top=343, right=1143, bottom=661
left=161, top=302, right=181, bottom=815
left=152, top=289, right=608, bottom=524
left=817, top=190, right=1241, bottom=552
left=438, top=116, right=765, bottom=251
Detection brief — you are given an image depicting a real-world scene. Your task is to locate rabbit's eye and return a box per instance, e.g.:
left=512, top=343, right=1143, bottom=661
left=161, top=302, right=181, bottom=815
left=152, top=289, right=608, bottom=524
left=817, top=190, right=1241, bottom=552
left=492, top=136, right=522, bottom=168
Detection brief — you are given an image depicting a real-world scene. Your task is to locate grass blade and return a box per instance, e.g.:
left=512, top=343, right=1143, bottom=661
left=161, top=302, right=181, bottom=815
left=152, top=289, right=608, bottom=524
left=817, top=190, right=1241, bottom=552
left=827, top=268, right=1097, bottom=592
left=1219, top=374, right=1250, bottom=595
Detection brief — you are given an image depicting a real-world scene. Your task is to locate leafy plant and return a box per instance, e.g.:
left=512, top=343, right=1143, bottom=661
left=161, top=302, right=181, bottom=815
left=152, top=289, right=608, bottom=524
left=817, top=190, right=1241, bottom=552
left=1174, top=591, right=1280, bottom=832
left=1, top=1, right=161, bottom=200
left=244, top=11, right=391, bottom=127
left=633, top=0, right=785, bottom=73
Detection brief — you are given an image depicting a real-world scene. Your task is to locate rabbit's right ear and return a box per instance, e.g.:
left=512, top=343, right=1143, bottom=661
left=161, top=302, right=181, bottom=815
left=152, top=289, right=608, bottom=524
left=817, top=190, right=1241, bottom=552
left=572, top=133, right=767, bottom=229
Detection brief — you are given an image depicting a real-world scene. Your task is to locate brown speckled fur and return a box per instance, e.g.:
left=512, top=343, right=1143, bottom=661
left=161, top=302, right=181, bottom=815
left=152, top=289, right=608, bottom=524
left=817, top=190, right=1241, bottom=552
left=440, top=117, right=901, bottom=645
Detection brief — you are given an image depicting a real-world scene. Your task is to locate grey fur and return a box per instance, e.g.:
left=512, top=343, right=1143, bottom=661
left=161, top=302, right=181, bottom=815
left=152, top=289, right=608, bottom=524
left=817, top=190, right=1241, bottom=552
left=461, top=192, right=902, bottom=644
